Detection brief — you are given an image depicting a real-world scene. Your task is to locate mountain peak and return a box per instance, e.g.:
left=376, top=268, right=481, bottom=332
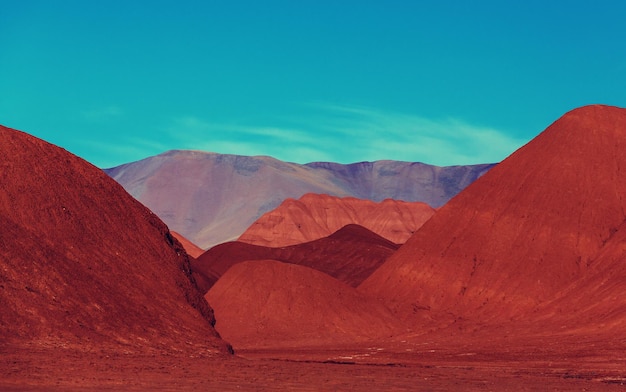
left=360, top=105, right=626, bottom=321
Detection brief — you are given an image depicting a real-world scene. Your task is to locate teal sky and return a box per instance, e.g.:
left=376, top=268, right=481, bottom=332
left=1, top=1, right=625, bottom=168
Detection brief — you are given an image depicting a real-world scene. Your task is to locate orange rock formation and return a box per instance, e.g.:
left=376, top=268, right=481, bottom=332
left=238, top=193, right=435, bottom=246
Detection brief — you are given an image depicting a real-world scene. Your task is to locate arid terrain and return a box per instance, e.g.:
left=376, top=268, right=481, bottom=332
left=105, top=151, right=491, bottom=248
left=237, top=193, right=434, bottom=246
left=3, top=105, right=626, bottom=390
left=192, top=224, right=399, bottom=291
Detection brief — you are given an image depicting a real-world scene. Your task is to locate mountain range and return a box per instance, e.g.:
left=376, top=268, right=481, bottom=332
left=105, top=151, right=493, bottom=249
left=3, top=105, right=626, bottom=389
left=205, top=105, right=626, bottom=359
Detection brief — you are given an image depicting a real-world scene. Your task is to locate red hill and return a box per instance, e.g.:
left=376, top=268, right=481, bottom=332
left=0, top=125, right=229, bottom=354
left=192, top=224, right=399, bottom=292
left=529, top=216, right=626, bottom=333
left=238, top=193, right=435, bottom=246
left=360, top=105, right=626, bottom=323
left=206, top=260, right=402, bottom=349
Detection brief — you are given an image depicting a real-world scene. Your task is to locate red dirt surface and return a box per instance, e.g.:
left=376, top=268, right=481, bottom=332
left=192, top=224, right=399, bottom=292
left=238, top=193, right=435, bottom=246
left=5, top=347, right=624, bottom=391
left=0, top=125, right=229, bottom=355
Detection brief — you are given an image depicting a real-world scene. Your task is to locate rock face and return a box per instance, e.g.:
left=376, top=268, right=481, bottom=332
left=238, top=193, right=435, bottom=247
left=206, top=260, right=402, bottom=349
left=105, top=152, right=492, bottom=248
left=360, top=105, right=626, bottom=325
left=192, top=224, right=399, bottom=292
left=0, top=125, right=229, bottom=354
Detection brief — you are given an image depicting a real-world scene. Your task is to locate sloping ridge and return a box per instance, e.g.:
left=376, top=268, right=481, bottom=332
left=192, top=224, right=399, bottom=292
left=360, top=105, right=626, bottom=324
left=105, top=152, right=491, bottom=249
left=238, top=193, right=435, bottom=246
left=0, top=125, right=229, bottom=353
left=206, top=260, right=402, bottom=349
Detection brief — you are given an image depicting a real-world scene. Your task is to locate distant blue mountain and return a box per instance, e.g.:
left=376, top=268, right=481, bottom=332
left=105, top=150, right=494, bottom=249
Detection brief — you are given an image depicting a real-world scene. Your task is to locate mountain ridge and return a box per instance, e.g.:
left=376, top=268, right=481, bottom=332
left=105, top=151, right=493, bottom=248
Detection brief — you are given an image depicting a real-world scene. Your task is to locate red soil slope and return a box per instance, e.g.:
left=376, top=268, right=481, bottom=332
left=0, top=125, right=229, bottom=354
left=528, top=216, right=626, bottom=333
left=206, top=260, right=402, bottom=349
left=360, top=105, right=626, bottom=324
left=238, top=193, right=435, bottom=246
left=171, top=231, right=204, bottom=258
left=192, top=224, right=399, bottom=292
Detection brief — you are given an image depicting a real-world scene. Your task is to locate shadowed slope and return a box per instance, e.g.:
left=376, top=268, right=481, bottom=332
left=360, top=105, right=626, bottom=322
left=238, top=193, right=435, bottom=246
left=206, top=260, right=402, bottom=349
left=106, top=153, right=491, bottom=248
left=0, top=125, right=229, bottom=354
left=171, top=231, right=204, bottom=258
left=192, top=224, right=399, bottom=292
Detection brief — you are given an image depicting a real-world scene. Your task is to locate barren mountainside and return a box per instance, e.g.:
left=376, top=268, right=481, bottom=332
left=0, top=125, right=229, bottom=354
left=3, top=107, right=626, bottom=390
left=360, top=105, right=626, bottom=330
left=105, top=152, right=492, bottom=248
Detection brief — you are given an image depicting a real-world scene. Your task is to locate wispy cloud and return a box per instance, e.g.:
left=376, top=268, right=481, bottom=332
left=74, top=136, right=169, bottom=168
left=162, top=104, right=529, bottom=166
left=308, top=103, right=528, bottom=165
left=81, top=105, right=124, bottom=121
left=164, top=116, right=337, bottom=163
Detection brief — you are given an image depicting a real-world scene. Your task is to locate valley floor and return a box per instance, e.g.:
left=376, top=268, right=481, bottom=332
left=2, top=343, right=625, bottom=391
